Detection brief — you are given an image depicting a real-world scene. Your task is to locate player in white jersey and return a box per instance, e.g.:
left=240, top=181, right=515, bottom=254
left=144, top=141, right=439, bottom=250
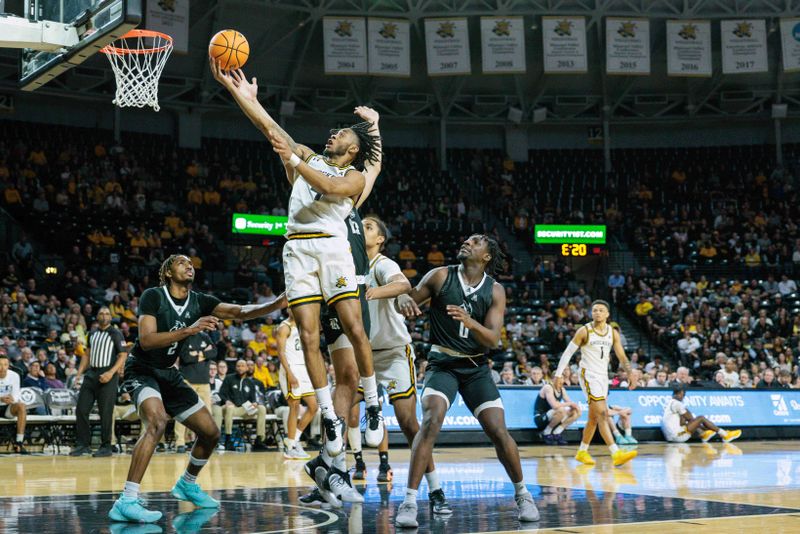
left=0, top=355, right=27, bottom=453
left=276, top=309, right=317, bottom=460
left=212, top=61, right=384, bottom=496
left=662, top=385, right=742, bottom=443
left=554, top=300, right=637, bottom=467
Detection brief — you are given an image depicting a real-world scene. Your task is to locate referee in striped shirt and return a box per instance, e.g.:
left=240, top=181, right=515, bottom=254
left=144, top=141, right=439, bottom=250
left=71, top=307, right=128, bottom=457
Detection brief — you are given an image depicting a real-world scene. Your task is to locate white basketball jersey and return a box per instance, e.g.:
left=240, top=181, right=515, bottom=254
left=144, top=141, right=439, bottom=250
left=580, top=323, right=613, bottom=375
left=366, top=254, right=412, bottom=350
left=281, top=320, right=305, bottom=368
left=662, top=399, right=687, bottom=435
left=286, top=154, right=355, bottom=239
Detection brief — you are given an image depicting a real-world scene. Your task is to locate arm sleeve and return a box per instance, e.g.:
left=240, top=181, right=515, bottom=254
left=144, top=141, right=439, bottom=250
left=196, top=292, right=222, bottom=316
left=554, top=342, right=581, bottom=377
left=375, top=258, right=403, bottom=286
left=138, top=288, right=161, bottom=316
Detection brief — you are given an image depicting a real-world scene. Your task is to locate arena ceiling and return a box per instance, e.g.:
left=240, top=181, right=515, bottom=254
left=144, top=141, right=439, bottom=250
left=0, top=0, right=798, bottom=126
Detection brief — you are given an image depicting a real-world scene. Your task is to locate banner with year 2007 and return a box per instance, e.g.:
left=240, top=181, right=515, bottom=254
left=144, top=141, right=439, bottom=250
left=780, top=18, right=800, bottom=73
left=721, top=19, right=768, bottom=74
left=606, top=17, right=650, bottom=75
left=666, top=20, right=712, bottom=77
left=480, top=16, right=526, bottom=74
left=542, top=16, right=588, bottom=73
left=367, top=18, right=411, bottom=77
left=323, top=17, right=367, bottom=75
left=425, top=18, right=471, bottom=76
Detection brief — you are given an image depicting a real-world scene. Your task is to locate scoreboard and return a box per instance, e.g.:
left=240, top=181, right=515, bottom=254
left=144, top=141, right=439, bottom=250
left=534, top=225, right=606, bottom=257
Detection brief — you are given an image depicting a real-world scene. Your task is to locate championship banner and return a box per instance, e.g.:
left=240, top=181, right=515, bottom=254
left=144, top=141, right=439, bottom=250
left=542, top=16, right=588, bottom=74
left=146, top=0, right=189, bottom=54
left=480, top=16, right=526, bottom=74
left=606, top=17, right=651, bottom=75
left=323, top=17, right=367, bottom=75
left=666, top=20, right=712, bottom=77
left=424, top=18, right=471, bottom=76
left=721, top=19, right=768, bottom=74
left=780, top=18, right=800, bottom=72
left=367, top=18, right=411, bottom=77
left=373, top=387, right=800, bottom=432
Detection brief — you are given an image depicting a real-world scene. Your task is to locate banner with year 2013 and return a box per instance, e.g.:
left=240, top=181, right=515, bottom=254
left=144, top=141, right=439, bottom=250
left=666, top=20, right=712, bottom=77
left=542, top=16, right=588, bottom=74
left=606, top=17, right=651, bottom=75
left=367, top=18, right=411, bottom=77
left=425, top=18, right=471, bottom=76
left=780, top=18, right=800, bottom=72
left=721, top=19, right=768, bottom=74
left=323, top=17, right=367, bottom=75
left=480, top=16, right=526, bottom=74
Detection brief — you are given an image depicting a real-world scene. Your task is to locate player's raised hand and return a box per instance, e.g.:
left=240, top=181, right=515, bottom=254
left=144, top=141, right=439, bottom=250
left=209, top=57, right=235, bottom=89
left=396, top=294, right=422, bottom=318
left=191, top=316, right=219, bottom=334
left=230, top=68, right=258, bottom=101
left=354, top=105, right=380, bottom=124
left=268, top=132, right=293, bottom=162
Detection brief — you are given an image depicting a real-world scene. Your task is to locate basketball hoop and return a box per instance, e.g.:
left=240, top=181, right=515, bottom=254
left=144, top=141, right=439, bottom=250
left=101, top=29, right=173, bottom=112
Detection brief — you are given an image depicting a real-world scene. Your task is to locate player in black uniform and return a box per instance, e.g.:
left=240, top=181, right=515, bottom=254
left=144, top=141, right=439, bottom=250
left=108, top=254, right=287, bottom=524
left=534, top=382, right=581, bottom=445
left=393, top=235, right=540, bottom=528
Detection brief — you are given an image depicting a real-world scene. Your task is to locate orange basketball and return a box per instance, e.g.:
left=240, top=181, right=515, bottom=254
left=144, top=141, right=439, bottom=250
left=208, top=29, right=249, bottom=71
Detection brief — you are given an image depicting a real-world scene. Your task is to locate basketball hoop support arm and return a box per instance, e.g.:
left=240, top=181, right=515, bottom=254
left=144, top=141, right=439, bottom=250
left=0, top=15, right=79, bottom=51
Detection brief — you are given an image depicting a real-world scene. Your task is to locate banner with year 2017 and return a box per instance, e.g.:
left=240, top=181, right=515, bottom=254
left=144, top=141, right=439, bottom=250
left=542, top=16, right=588, bottom=74
left=721, top=19, right=768, bottom=74
left=780, top=18, right=800, bottom=72
left=367, top=18, right=411, bottom=77
left=425, top=18, right=471, bottom=76
left=480, top=16, right=526, bottom=74
left=666, top=20, right=712, bottom=77
left=606, top=17, right=650, bottom=75
left=323, top=17, right=367, bottom=75
left=146, top=0, right=189, bottom=53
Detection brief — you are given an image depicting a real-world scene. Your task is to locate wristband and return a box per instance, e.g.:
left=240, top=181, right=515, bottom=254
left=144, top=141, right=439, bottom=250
left=288, top=153, right=301, bottom=168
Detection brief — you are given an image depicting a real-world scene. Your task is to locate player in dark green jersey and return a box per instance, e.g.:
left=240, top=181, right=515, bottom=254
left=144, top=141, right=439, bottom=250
left=109, top=254, right=287, bottom=524
left=393, top=235, right=540, bottom=528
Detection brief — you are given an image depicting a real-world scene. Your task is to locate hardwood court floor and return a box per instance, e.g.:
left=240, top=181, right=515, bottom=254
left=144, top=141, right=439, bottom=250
left=1, top=440, right=799, bottom=533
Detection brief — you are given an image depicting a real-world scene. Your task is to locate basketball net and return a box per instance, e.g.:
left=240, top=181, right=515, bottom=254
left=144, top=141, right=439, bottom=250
left=101, top=29, right=173, bottom=112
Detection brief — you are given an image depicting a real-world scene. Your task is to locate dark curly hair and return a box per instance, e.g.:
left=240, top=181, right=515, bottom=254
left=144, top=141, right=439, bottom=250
left=158, top=254, right=183, bottom=286
left=482, top=235, right=506, bottom=277
left=346, top=121, right=382, bottom=171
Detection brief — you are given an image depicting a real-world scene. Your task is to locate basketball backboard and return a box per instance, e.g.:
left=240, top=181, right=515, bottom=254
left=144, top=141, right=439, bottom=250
left=16, top=0, right=141, bottom=91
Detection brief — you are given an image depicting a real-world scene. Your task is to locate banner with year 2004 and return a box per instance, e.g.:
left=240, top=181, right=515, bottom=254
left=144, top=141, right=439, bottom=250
left=542, top=16, right=587, bottom=73
left=721, top=19, right=768, bottom=74
left=425, top=18, right=471, bottom=76
left=480, top=16, right=526, bottom=74
left=666, top=20, right=712, bottom=77
left=606, top=17, right=650, bottom=75
left=368, top=18, right=411, bottom=77
left=323, top=17, right=367, bottom=75
left=780, top=18, right=800, bottom=72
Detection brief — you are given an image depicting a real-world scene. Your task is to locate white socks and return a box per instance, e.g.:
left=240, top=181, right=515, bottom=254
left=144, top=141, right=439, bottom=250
left=316, top=386, right=336, bottom=420
left=348, top=426, right=362, bottom=453
left=544, top=423, right=556, bottom=434
left=404, top=488, right=418, bottom=504
left=579, top=442, right=590, bottom=452
left=552, top=425, right=565, bottom=435
left=625, top=428, right=633, bottom=437
left=425, top=470, right=441, bottom=492
left=123, top=481, right=140, bottom=500
left=182, top=470, right=198, bottom=484
left=513, top=481, right=530, bottom=497
left=609, top=444, right=620, bottom=454
left=16, top=434, right=24, bottom=442
left=718, top=429, right=729, bottom=438
left=361, top=375, right=379, bottom=407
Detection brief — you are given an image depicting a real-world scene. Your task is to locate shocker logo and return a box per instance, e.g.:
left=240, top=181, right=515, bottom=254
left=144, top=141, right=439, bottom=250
left=733, top=22, right=753, bottom=38
left=380, top=22, right=398, bottom=39
left=678, top=24, right=697, bottom=40
left=617, top=21, right=637, bottom=38
left=437, top=22, right=455, bottom=38
left=335, top=276, right=348, bottom=288
left=158, top=0, right=175, bottom=12
left=387, top=380, right=397, bottom=392
left=335, top=21, right=353, bottom=37
left=554, top=20, right=573, bottom=37
left=492, top=20, right=511, bottom=37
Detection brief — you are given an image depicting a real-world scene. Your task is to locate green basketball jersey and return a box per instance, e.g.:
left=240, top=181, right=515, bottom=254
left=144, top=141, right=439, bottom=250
left=346, top=209, right=368, bottom=278
left=130, top=286, right=221, bottom=369
left=429, top=265, right=496, bottom=360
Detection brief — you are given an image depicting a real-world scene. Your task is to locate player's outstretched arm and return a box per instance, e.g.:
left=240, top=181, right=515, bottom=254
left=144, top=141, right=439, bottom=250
left=138, top=314, right=218, bottom=351
left=209, top=60, right=312, bottom=161
left=395, top=266, right=448, bottom=317
left=612, top=329, right=634, bottom=389
left=269, top=131, right=365, bottom=197
left=446, top=281, right=506, bottom=349
left=553, top=327, right=588, bottom=391
left=366, top=273, right=411, bottom=301
left=354, top=106, right=382, bottom=209
left=212, top=292, right=288, bottom=321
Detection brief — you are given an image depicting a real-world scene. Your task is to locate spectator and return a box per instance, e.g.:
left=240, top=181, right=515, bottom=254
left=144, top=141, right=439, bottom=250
left=756, top=368, right=779, bottom=389
left=720, top=358, right=740, bottom=388
left=778, top=275, right=797, bottom=296
left=528, top=366, right=545, bottom=386
left=777, top=369, right=793, bottom=389
left=426, top=243, right=445, bottom=267
left=647, top=370, right=669, bottom=387
left=739, top=369, right=753, bottom=388
left=499, top=367, right=519, bottom=385
left=22, top=361, right=48, bottom=390
left=43, top=363, right=65, bottom=389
